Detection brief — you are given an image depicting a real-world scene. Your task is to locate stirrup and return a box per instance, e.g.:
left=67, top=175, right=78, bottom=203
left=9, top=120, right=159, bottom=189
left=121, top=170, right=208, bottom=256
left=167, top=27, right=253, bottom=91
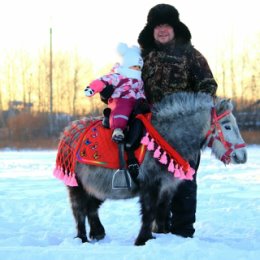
left=112, top=169, right=132, bottom=189
left=111, top=143, right=131, bottom=189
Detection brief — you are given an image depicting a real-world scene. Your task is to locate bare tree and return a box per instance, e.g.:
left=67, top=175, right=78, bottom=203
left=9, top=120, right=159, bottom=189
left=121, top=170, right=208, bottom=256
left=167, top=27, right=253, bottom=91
left=37, top=48, right=51, bottom=112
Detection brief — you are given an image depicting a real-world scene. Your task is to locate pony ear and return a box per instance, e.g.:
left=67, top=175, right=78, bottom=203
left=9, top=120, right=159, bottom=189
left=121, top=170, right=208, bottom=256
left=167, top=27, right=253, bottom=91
left=216, top=98, right=233, bottom=115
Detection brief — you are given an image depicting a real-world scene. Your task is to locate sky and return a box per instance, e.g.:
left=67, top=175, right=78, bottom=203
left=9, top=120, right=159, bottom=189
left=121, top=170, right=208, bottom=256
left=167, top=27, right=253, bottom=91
left=0, top=146, right=259, bottom=260
left=0, top=0, right=259, bottom=70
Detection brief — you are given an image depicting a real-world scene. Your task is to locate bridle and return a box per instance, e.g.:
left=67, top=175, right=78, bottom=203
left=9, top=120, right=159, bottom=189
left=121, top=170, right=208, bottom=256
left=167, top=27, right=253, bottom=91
left=205, top=107, right=246, bottom=164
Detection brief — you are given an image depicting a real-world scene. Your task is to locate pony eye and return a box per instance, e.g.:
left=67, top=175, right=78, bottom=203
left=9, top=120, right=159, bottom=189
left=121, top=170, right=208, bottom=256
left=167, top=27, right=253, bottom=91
left=224, top=125, right=231, bottom=130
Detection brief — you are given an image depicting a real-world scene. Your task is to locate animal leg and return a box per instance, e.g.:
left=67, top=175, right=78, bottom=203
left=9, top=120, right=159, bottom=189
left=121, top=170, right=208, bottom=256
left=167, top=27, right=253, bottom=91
left=170, top=180, right=197, bottom=238
left=153, top=190, right=172, bottom=234
left=135, top=184, right=159, bottom=246
left=86, top=196, right=105, bottom=241
left=67, top=186, right=89, bottom=243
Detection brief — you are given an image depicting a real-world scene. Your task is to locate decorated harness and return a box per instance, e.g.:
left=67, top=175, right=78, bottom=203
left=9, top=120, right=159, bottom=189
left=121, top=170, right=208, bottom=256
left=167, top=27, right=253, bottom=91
left=205, top=108, right=246, bottom=164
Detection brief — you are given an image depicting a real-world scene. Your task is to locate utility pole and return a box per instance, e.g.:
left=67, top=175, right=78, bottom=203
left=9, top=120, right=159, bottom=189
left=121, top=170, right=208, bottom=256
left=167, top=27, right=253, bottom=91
left=49, top=25, right=53, bottom=134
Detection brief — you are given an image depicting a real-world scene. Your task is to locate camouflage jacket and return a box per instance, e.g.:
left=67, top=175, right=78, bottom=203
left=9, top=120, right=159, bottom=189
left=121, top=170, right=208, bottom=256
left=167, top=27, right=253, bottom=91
left=141, top=43, right=218, bottom=104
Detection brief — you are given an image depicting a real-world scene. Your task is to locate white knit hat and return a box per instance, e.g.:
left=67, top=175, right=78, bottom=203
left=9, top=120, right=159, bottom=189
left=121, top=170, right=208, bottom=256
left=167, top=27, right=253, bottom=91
left=117, top=43, right=143, bottom=68
left=116, top=43, right=143, bottom=79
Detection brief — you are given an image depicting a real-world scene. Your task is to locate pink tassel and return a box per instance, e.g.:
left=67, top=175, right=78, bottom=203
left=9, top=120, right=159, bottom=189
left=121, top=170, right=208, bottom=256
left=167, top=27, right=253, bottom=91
left=70, top=175, right=78, bottom=187
left=66, top=176, right=72, bottom=186
left=58, top=171, right=65, bottom=180
left=53, top=167, right=78, bottom=186
left=67, top=174, right=78, bottom=187
left=153, top=146, right=161, bottom=158
left=63, top=174, right=70, bottom=185
left=141, top=133, right=150, bottom=145
left=185, top=167, right=195, bottom=180
left=159, top=151, right=168, bottom=164
left=168, top=159, right=175, bottom=172
left=53, top=167, right=65, bottom=180
left=174, top=165, right=181, bottom=178
left=53, top=167, right=60, bottom=177
left=147, top=138, right=155, bottom=151
left=179, top=167, right=186, bottom=180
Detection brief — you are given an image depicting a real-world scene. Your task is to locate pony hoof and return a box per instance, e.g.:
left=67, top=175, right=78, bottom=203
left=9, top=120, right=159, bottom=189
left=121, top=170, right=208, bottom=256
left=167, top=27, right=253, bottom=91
left=152, top=225, right=170, bottom=234
left=89, top=226, right=105, bottom=241
left=134, top=235, right=155, bottom=246
left=134, top=238, right=146, bottom=246
left=75, top=236, right=88, bottom=243
left=90, top=233, right=105, bottom=241
left=81, top=237, right=88, bottom=243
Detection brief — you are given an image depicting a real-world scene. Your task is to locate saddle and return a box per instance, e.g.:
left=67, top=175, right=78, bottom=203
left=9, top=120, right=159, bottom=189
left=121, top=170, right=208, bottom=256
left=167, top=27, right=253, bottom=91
left=76, top=119, right=147, bottom=169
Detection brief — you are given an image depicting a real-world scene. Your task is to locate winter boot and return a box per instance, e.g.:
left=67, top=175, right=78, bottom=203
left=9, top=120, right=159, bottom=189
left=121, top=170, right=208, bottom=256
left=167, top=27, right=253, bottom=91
left=126, top=150, right=140, bottom=185
left=112, top=128, right=124, bottom=143
left=125, top=118, right=144, bottom=151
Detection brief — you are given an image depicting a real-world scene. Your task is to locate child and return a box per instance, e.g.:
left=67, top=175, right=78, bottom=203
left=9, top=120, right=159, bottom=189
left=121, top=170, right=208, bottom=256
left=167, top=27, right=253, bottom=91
left=84, top=43, right=145, bottom=142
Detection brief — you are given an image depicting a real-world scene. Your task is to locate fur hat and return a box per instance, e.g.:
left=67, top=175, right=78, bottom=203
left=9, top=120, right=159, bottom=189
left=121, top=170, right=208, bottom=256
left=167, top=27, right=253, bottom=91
left=138, top=4, right=191, bottom=50
left=116, top=43, right=143, bottom=79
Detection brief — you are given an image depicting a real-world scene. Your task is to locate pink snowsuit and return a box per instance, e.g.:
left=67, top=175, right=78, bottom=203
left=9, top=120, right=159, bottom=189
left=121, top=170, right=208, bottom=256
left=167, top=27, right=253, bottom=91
left=89, top=72, right=145, bottom=131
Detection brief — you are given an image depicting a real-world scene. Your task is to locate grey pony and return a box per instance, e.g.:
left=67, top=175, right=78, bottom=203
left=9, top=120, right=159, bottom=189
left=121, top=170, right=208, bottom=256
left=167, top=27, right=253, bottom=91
left=59, top=92, right=247, bottom=245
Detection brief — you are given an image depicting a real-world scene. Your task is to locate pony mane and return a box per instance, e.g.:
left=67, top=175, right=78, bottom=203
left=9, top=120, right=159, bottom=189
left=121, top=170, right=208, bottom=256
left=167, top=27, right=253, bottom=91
left=152, top=92, right=214, bottom=120
left=214, top=97, right=233, bottom=115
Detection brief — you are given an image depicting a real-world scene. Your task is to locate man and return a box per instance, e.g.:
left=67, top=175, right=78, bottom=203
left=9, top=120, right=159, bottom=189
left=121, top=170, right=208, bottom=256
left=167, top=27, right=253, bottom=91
left=138, top=3, right=218, bottom=238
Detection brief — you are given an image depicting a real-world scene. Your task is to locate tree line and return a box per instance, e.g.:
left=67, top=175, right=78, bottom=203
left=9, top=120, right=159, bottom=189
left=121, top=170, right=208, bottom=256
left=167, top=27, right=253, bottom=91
left=0, top=34, right=259, bottom=147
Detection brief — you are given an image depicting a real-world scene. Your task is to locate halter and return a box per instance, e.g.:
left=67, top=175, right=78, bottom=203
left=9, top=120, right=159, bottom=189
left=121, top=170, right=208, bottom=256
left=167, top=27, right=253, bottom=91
left=205, top=107, right=246, bottom=164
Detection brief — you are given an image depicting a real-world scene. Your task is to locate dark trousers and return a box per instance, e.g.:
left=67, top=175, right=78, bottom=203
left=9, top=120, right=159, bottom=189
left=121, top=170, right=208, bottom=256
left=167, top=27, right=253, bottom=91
left=171, top=154, right=200, bottom=237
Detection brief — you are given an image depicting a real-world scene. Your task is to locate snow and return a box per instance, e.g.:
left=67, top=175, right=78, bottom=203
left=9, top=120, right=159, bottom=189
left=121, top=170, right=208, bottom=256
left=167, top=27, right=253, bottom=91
left=0, top=146, right=260, bottom=260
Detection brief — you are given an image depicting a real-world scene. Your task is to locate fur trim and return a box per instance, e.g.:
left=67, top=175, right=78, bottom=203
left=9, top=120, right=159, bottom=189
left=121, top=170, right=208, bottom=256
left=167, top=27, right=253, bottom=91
left=138, top=4, right=191, bottom=51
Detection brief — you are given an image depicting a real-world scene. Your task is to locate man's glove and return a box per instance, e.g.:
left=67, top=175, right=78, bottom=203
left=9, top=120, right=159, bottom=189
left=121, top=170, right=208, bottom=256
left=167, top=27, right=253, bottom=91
left=133, top=98, right=151, bottom=115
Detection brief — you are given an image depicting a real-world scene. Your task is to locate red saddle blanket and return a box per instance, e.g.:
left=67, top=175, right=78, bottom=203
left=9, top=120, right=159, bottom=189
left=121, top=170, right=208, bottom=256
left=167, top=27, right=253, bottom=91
left=54, top=114, right=195, bottom=187
left=76, top=120, right=147, bottom=169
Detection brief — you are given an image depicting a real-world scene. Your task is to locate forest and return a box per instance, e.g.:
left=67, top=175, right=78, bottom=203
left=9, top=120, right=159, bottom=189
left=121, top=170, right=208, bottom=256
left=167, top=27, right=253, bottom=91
left=0, top=33, right=259, bottom=148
